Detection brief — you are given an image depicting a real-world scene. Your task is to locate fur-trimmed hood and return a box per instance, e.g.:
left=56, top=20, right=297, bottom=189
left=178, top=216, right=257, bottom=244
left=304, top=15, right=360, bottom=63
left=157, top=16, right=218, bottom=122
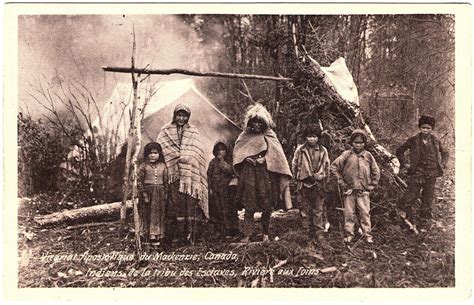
left=243, top=103, right=275, bottom=130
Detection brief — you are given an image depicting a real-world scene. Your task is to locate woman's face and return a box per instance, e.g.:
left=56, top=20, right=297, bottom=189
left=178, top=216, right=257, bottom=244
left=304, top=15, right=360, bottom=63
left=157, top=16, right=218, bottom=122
left=249, top=120, right=265, bottom=133
left=175, top=111, right=189, bottom=126
left=351, top=136, right=365, bottom=153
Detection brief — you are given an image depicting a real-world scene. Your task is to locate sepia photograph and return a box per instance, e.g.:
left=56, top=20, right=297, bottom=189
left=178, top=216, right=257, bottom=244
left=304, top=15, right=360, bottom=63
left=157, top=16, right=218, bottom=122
left=3, top=2, right=471, bottom=301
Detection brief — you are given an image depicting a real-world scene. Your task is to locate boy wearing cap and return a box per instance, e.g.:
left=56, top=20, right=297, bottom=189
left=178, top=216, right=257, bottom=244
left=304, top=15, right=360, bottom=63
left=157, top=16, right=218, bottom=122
left=292, top=124, right=331, bottom=242
left=396, top=115, right=449, bottom=231
left=331, top=129, right=380, bottom=243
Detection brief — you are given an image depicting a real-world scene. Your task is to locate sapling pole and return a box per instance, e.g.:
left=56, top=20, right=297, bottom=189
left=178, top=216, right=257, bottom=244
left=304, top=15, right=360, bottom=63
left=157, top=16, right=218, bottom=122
left=102, top=66, right=292, bottom=82
left=130, top=26, right=143, bottom=256
left=119, top=25, right=143, bottom=256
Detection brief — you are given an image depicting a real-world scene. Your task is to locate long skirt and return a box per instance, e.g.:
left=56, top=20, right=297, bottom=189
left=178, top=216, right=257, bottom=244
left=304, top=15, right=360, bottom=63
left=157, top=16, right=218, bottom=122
left=138, top=184, right=167, bottom=241
left=236, top=161, right=278, bottom=212
left=236, top=162, right=279, bottom=236
left=209, top=185, right=239, bottom=234
left=167, top=181, right=204, bottom=243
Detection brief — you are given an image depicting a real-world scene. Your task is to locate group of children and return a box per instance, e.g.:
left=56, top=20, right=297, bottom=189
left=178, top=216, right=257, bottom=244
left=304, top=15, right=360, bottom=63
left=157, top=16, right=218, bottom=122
left=136, top=106, right=448, bottom=249
left=292, top=125, right=381, bottom=243
left=136, top=139, right=240, bottom=249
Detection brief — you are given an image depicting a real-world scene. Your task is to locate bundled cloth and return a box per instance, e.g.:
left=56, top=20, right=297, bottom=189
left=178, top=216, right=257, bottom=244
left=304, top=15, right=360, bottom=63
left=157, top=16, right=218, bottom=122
left=233, top=128, right=293, bottom=208
left=157, top=122, right=209, bottom=218
left=233, top=129, right=292, bottom=177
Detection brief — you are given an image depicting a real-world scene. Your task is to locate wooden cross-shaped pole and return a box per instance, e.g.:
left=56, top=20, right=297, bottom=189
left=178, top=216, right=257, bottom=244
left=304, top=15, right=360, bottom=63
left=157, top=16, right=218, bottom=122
left=103, top=34, right=291, bottom=258
left=116, top=25, right=144, bottom=257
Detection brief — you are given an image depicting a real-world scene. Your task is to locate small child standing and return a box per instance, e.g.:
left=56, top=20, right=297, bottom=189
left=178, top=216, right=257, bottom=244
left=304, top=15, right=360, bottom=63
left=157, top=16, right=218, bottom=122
left=207, top=141, right=239, bottom=240
left=330, top=129, right=380, bottom=243
left=137, top=142, right=168, bottom=249
left=292, top=124, right=330, bottom=242
left=396, top=115, right=449, bottom=232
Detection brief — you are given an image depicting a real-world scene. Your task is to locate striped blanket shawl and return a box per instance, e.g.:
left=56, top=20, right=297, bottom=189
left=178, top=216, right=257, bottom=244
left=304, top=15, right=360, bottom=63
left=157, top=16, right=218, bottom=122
left=157, top=122, right=209, bottom=218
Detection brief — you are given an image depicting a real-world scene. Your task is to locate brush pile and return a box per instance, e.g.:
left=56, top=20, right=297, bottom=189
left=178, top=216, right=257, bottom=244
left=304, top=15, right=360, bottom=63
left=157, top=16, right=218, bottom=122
left=280, top=59, right=406, bottom=210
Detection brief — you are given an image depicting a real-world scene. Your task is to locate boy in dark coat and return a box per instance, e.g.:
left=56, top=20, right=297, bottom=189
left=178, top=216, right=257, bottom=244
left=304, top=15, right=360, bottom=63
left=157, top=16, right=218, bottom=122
left=396, top=115, right=449, bottom=231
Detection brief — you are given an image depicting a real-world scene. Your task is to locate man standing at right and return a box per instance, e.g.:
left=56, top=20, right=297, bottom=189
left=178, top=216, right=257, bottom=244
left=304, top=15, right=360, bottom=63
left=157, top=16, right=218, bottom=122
left=396, top=115, right=449, bottom=232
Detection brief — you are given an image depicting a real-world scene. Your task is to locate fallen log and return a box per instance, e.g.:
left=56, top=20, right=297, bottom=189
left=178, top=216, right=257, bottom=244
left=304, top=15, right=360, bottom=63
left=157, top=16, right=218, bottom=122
left=66, top=220, right=121, bottom=230
left=34, top=203, right=210, bottom=227
left=34, top=200, right=134, bottom=226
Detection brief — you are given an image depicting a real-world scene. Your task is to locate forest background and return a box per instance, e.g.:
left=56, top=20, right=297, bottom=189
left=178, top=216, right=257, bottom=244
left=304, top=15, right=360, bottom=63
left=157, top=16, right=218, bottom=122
left=18, top=14, right=454, bottom=203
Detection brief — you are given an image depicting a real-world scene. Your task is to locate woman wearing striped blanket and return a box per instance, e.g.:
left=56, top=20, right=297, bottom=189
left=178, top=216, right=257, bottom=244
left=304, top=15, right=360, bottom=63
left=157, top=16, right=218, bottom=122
left=157, top=104, right=208, bottom=247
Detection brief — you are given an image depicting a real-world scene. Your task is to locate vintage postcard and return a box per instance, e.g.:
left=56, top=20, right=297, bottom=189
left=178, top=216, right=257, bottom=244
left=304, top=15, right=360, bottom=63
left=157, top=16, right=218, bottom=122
left=3, top=2, right=471, bottom=301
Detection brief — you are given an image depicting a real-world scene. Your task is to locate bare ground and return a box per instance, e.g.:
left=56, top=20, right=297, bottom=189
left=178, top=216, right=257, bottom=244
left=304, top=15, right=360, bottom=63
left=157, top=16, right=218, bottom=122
left=17, top=170, right=455, bottom=288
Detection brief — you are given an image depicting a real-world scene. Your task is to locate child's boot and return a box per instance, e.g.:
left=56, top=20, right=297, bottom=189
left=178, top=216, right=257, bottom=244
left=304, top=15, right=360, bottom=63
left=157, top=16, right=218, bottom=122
left=344, top=235, right=354, bottom=243
left=237, top=235, right=250, bottom=244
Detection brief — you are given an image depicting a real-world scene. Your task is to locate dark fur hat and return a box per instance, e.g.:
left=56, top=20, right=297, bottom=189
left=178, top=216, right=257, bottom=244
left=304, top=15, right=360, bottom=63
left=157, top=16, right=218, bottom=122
left=303, top=123, right=322, bottom=138
left=350, top=129, right=368, bottom=144
left=418, top=115, right=435, bottom=128
left=144, top=142, right=164, bottom=161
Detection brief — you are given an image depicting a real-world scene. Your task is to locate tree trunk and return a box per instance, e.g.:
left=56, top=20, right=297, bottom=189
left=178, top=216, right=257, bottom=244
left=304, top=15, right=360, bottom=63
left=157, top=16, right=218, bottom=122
left=131, top=71, right=143, bottom=256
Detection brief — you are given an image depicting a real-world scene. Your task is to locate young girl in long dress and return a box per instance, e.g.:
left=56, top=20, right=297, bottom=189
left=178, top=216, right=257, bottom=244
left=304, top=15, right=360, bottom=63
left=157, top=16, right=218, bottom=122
left=137, top=142, right=168, bottom=249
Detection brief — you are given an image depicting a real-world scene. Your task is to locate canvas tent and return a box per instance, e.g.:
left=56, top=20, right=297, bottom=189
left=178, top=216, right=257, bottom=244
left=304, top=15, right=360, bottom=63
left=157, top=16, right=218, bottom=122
left=93, top=78, right=241, bottom=163
left=86, top=79, right=241, bottom=199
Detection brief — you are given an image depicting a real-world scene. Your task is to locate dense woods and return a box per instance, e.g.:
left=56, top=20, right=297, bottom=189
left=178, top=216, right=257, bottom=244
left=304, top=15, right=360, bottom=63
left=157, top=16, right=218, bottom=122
left=191, top=14, right=454, bottom=148
left=18, top=14, right=454, bottom=198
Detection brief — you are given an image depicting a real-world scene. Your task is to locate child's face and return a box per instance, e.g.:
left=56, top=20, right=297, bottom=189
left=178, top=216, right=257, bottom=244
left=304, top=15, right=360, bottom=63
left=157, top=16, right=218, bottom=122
left=306, top=135, right=319, bottom=146
left=419, top=124, right=433, bottom=135
left=351, top=136, right=365, bottom=153
left=148, top=149, right=160, bottom=163
left=217, top=149, right=227, bottom=158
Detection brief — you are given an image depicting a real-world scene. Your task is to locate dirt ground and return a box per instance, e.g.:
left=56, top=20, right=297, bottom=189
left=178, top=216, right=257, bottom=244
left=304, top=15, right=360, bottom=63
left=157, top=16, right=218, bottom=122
left=17, top=170, right=455, bottom=288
